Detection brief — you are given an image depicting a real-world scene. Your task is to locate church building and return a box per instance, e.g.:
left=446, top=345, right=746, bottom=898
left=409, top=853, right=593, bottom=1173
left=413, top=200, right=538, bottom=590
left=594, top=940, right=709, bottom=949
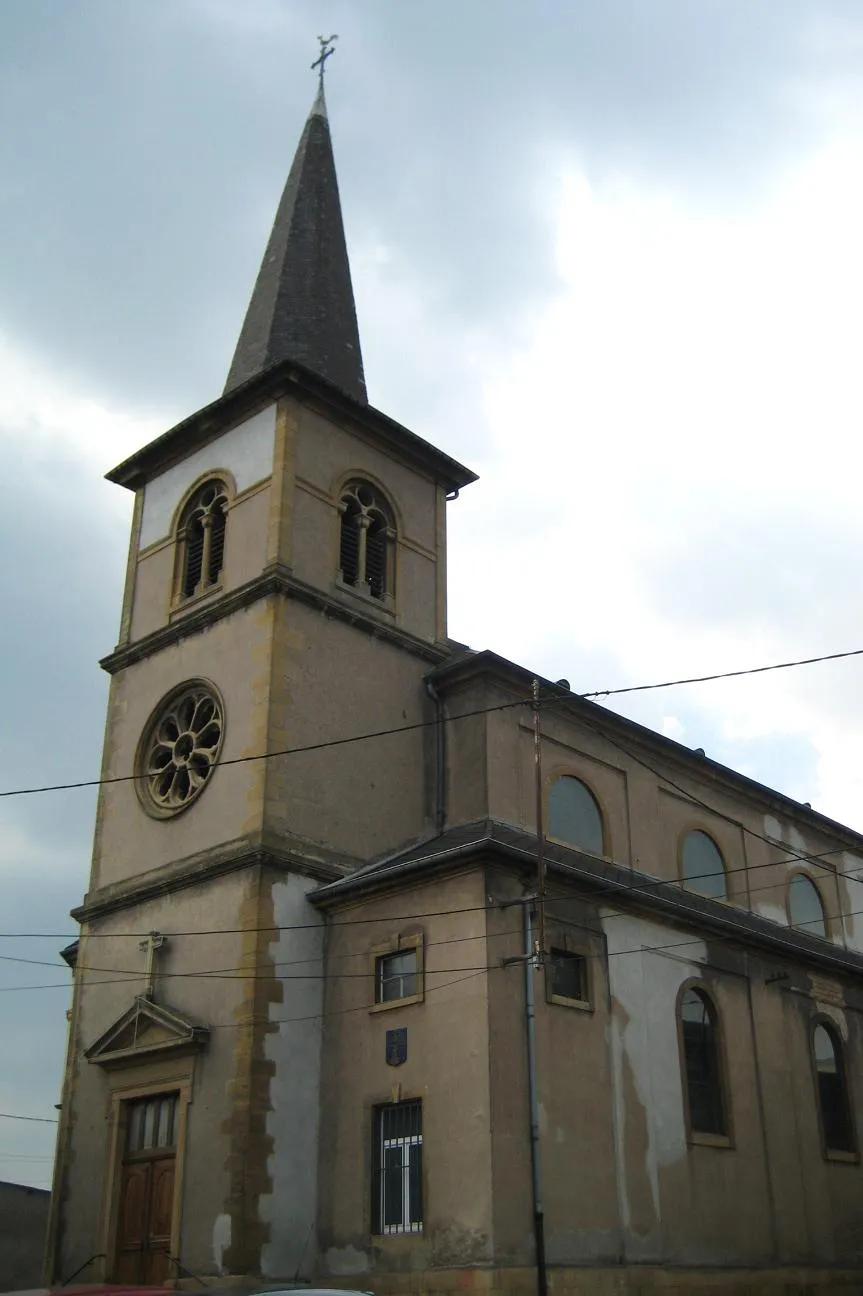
left=45, top=62, right=863, bottom=1295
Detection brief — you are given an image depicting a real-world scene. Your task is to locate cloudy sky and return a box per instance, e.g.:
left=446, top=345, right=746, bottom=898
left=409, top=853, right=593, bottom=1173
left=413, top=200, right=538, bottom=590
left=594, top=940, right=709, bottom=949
left=3, top=0, right=863, bottom=1187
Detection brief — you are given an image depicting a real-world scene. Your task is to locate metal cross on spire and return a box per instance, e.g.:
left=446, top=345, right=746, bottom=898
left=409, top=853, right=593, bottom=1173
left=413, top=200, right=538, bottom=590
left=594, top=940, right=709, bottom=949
left=312, top=34, right=338, bottom=86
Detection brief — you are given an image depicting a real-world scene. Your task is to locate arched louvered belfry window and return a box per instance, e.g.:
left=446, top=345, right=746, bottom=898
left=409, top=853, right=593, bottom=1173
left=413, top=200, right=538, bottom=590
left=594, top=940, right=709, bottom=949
left=547, top=776, right=605, bottom=856
left=813, top=1021, right=856, bottom=1155
left=178, top=479, right=229, bottom=600
left=338, top=480, right=395, bottom=601
left=788, top=873, right=828, bottom=939
left=679, top=986, right=728, bottom=1140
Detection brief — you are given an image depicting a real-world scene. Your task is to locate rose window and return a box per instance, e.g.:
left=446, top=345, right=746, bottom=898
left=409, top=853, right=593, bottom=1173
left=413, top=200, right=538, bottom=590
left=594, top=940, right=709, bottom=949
left=138, top=683, right=225, bottom=817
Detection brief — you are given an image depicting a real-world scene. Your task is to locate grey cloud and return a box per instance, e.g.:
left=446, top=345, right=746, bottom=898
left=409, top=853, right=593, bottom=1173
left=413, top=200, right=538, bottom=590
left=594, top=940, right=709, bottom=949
left=2, top=0, right=863, bottom=415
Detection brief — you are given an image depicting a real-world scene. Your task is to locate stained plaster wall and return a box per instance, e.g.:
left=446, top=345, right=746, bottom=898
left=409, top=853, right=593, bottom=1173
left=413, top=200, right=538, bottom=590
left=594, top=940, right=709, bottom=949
left=443, top=676, right=863, bottom=956
left=316, top=872, right=493, bottom=1276
left=259, top=872, right=324, bottom=1280
left=55, top=875, right=246, bottom=1281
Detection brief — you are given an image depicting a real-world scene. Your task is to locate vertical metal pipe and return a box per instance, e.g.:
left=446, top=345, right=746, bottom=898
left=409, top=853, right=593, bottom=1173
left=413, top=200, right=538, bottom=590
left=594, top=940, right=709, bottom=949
left=532, top=679, right=546, bottom=957
left=524, top=902, right=548, bottom=1296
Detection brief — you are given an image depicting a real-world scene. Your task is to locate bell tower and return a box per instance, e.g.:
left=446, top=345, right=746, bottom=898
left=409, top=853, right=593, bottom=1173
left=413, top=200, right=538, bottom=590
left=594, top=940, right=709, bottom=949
left=47, top=56, right=476, bottom=1286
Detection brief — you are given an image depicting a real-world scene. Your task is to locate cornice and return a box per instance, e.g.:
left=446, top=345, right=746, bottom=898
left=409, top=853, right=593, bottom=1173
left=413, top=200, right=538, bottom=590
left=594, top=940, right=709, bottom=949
left=101, top=565, right=450, bottom=675
left=73, top=839, right=346, bottom=924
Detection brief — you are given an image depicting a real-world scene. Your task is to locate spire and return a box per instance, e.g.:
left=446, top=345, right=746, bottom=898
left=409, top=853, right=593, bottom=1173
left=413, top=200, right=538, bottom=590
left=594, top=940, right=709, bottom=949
left=224, top=38, right=366, bottom=403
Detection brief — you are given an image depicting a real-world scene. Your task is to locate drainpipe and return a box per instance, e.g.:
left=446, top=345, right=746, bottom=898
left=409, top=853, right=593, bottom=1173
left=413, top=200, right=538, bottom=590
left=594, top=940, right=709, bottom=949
left=523, top=901, right=548, bottom=1296
left=425, top=676, right=446, bottom=836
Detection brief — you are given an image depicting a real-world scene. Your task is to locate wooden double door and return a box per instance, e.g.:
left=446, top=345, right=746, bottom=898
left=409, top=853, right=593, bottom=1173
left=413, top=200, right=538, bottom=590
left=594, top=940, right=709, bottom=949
left=113, top=1093, right=178, bottom=1283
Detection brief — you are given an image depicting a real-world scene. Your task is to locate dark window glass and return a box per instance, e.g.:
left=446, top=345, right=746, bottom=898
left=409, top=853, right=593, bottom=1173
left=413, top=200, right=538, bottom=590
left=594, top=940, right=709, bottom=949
left=681, top=831, right=727, bottom=900
left=681, top=989, right=726, bottom=1137
left=547, top=777, right=604, bottom=855
left=789, top=875, right=827, bottom=938
left=126, top=1093, right=178, bottom=1154
left=376, top=949, right=418, bottom=1003
left=549, top=949, right=587, bottom=1002
left=814, top=1023, right=855, bottom=1154
left=373, top=1101, right=423, bottom=1234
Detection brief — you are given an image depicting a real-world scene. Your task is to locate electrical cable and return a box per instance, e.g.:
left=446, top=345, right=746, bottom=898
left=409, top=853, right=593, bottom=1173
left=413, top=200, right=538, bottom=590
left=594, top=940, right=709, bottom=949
left=0, top=643, right=859, bottom=801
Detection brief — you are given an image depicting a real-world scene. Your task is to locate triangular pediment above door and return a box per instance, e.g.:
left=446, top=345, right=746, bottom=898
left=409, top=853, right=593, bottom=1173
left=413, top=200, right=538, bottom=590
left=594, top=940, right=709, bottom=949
left=85, top=996, right=210, bottom=1067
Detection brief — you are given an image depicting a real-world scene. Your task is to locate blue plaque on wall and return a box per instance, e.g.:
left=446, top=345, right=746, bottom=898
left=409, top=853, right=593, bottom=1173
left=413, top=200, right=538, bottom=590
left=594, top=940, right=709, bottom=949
left=386, top=1027, right=407, bottom=1067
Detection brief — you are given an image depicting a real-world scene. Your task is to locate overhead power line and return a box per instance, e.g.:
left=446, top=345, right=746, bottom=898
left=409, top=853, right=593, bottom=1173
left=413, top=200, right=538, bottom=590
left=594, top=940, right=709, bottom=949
left=0, top=1112, right=57, bottom=1124
left=0, top=644, right=859, bottom=801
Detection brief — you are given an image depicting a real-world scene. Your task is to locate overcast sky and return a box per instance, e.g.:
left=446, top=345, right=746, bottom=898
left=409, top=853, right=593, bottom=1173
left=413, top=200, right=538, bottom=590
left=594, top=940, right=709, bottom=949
left=3, top=0, right=863, bottom=1187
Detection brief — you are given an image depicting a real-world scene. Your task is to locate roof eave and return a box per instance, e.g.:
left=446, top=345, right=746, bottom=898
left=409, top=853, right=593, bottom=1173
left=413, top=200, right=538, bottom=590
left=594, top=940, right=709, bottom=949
left=428, top=650, right=863, bottom=856
left=105, top=359, right=477, bottom=494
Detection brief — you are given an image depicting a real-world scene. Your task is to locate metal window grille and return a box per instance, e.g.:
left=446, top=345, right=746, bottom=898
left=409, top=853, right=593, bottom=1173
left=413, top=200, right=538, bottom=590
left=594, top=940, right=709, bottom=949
left=376, top=949, right=418, bottom=1004
left=373, top=1100, right=422, bottom=1234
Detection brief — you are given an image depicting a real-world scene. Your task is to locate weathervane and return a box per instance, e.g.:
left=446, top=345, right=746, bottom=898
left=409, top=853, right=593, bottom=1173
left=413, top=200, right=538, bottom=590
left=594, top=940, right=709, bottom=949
left=312, top=34, right=338, bottom=87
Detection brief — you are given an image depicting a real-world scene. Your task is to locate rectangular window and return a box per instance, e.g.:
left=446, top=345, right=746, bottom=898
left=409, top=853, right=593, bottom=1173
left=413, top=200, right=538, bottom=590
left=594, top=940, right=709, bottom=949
left=373, top=1101, right=422, bottom=1234
left=376, top=949, right=418, bottom=1004
left=548, top=948, right=588, bottom=1005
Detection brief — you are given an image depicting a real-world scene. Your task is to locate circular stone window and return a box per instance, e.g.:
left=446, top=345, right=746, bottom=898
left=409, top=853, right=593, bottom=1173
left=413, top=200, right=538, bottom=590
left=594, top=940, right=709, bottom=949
left=137, top=681, right=225, bottom=818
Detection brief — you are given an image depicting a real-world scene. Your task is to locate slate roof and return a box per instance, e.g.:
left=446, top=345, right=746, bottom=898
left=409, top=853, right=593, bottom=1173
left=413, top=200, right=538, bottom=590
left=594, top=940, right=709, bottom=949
left=311, top=817, right=863, bottom=980
left=224, top=84, right=366, bottom=403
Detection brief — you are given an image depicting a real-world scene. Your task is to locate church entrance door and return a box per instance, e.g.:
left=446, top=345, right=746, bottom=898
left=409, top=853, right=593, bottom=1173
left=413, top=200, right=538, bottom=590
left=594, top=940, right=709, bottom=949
left=113, top=1092, right=178, bottom=1283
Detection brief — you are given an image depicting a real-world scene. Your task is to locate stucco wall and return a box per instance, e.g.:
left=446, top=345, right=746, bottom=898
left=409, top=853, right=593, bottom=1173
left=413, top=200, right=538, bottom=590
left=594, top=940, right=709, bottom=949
left=317, top=872, right=493, bottom=1276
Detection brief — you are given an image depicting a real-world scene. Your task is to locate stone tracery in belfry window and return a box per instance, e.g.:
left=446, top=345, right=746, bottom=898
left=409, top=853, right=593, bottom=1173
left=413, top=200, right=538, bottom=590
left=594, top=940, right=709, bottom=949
left=137, top=681, right=225, bottom=819
left=338, top=480, right=395, bottom=601
left=177, top=479, right=229, bottom=601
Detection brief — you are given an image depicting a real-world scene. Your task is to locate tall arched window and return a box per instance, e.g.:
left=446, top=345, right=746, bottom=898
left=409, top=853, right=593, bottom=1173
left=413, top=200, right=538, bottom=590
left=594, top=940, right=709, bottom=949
left=547, top=776, right=604, bottom=856
left=177, top=479, right=229, bottom=600
left=680, top=987, right=728, bottom=1139
left=338, top=481, right=395, bottom=601
left=788, top=874, right=827, bottom=939
left=813, top=1022, right=855, bottom=1155
left=681, top=830, right=727, bottom=901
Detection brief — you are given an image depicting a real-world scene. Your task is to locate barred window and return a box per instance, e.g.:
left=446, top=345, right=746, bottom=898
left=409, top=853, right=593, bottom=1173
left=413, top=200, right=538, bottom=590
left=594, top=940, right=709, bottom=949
left=338, top=480, right=395, bottom=600
left=372, top=1101, right=422, bottom=1234
left=177, top=479, right=229, bottom=601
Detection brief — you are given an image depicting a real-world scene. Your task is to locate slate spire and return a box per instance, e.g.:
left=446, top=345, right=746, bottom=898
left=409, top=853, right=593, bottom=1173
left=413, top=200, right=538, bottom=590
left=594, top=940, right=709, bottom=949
left=224, top=76, right=367, bottom=403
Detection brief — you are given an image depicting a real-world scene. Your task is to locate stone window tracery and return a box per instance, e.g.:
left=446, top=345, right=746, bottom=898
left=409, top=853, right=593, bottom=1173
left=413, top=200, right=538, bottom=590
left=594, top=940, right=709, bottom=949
left=137, top=682, right=225, bottom=818
left=177, top=479, right=229, bottom=601
left=338, top=480, right=395, bottom=600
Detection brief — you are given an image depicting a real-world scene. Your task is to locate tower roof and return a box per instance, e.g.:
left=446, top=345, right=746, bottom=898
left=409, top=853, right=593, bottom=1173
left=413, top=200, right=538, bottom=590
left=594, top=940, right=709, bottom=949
left=224, top=83, right=367, bottom=403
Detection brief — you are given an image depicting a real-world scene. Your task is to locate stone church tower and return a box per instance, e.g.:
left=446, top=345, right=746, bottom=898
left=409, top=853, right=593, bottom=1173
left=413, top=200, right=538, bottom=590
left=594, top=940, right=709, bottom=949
left=46, top=75, right=475, bottom=1285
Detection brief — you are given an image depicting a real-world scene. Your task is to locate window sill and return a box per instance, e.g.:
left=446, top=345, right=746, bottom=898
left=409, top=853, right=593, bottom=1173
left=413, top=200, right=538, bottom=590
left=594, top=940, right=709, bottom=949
left=335, top=574, right=395, bottom=617
left=824, top=1148, right=860, bottom=1164
left=548, top=993, right=593, bottom=1012
left=170, top=582, right=224, bottom=621
left=370, top=991, right=424, bottom=1014
left=688, top=1131, right=733, bottom=1150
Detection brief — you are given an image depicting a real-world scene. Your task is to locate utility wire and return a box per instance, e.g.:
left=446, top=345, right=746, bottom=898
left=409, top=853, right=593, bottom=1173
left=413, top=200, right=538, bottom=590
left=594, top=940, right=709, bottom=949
left=580, top=646, right=863, bottom=700
left=0, top=644, right=860, bottom=801
left=0, top=1112, right=57, bottom=1124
